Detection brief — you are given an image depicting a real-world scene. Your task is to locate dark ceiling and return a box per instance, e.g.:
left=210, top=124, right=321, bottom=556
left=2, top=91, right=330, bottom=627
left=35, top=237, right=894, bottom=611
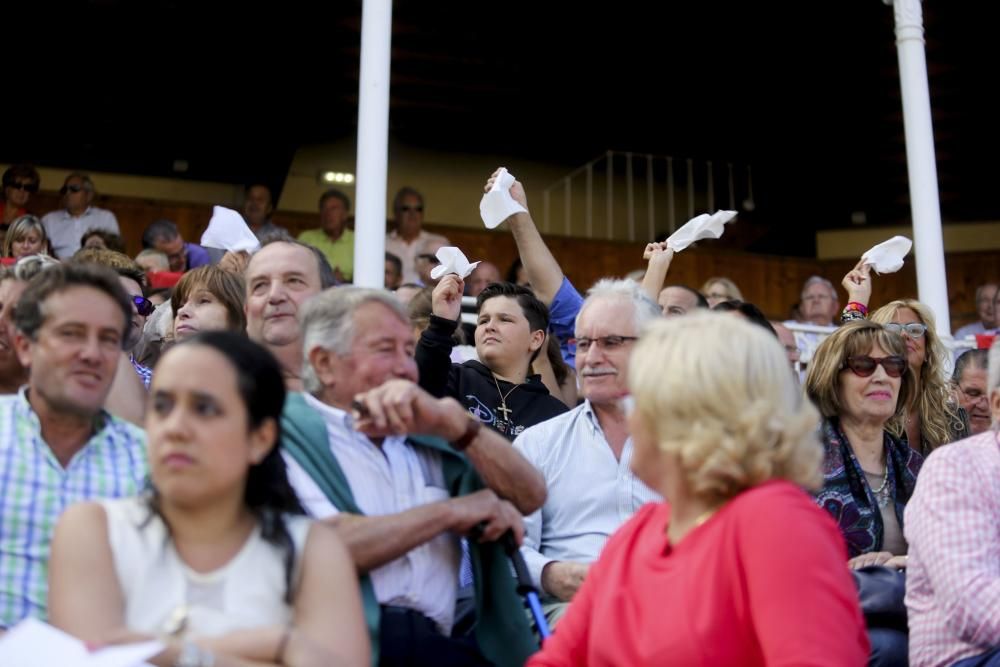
left=6, top=1, right=996, bottom=255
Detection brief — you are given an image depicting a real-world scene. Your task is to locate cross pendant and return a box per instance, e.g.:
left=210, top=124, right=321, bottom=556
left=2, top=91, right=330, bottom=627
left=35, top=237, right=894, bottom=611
left=497, top=402, right=512, bottom=421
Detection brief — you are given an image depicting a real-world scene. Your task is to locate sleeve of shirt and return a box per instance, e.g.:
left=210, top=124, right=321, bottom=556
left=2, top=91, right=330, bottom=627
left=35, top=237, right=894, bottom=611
left=548, top=277, right=584, bottom=369
left=416, top=314, right=458, bottom=398
left=905, top=448, right=1000, bottom=645
left=103, top=209, right=121, bottom=234
left=740, top=491, right=870, bottom=666
left=281, top=451, right=340, bottom=520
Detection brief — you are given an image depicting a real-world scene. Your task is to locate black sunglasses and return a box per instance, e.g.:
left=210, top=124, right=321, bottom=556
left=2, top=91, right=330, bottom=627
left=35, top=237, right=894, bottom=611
left=6, top=181, right=38, bottom=193
left=416, top=253, right=440, bottom=265
left=399, top=205, right=423, bottom=213
left=59, top=184, right=87, bottom=195
left=842, top=355, right=907, bottom=378
left=131, top=294, right=155, bottom=317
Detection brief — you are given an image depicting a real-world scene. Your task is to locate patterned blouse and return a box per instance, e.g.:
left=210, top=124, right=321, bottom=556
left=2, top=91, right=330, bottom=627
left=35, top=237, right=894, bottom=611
left=815, top=417, right=923, bottom=557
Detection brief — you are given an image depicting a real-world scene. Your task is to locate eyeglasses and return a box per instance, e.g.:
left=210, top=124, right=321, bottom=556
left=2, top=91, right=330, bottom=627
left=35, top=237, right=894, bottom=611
left=6, top=181, right=38, bottom=193
left=399, top=205, right=423, bottom=213
left=957, top=385, right=988, bottom=405
left=416, top=253, right=440, bottom=265
left=59, top=184, right=88, bottom=195
left=131, top=295, right=155, bottom=317
left=572, top=335, right=639, bottom=353
left=883, top=322, right=927, bottom=339
left=842, top=355, right=907, bottom=378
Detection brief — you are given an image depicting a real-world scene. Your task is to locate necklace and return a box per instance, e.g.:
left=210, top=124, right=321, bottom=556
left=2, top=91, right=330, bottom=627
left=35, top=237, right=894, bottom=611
left=863, top=463, right=891, bottom=508
left=492, top=374, right=520, bottom=434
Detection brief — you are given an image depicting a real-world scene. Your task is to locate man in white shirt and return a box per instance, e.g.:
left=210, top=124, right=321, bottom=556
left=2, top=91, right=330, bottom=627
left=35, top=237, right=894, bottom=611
left=41, top=173, right=120, bottom=259
left=513, top=278, right=662, bottom=627
left=385, top=187, right=449, bottom=284
left=281, top=286, right=545, bottom=667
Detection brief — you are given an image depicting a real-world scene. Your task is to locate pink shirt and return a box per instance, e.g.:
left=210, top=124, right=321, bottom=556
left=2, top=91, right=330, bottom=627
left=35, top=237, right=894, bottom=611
left=527, top=480, right=869, bottom=667
left=905, top=430, right=1000, bottom=667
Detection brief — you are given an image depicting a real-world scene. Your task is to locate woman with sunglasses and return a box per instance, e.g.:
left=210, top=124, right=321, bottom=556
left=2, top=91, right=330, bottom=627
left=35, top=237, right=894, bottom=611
left=843, top=261, right=969, bottom=454
left=806, top=320, right=920, bottom=571
left=48, top=332, right=370, bottom=666
left=1, top=164, right=40, bottom=225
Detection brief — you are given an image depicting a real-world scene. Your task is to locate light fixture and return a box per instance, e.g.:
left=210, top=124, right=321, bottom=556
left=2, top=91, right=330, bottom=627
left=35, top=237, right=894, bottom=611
left=318, top=170, right=355, bottom=186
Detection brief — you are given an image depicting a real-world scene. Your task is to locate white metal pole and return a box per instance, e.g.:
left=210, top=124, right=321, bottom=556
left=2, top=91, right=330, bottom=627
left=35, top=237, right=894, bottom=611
left=353, top=0, right=393, bottom=288
left=888, top=0, right=951, bottom=336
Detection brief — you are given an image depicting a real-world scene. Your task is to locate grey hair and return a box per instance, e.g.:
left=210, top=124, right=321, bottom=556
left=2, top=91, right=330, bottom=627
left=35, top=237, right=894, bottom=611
left=976, top=283, right=999, bottom=303
left=577, top=278, right=662, bottom=335
left=802, top=275, right=837, bottom=300
left=300, top=286, right=410, bottom=394
left=953, top=348, right=988, bottom=384
left=990, top=338, right=1000, bottom=396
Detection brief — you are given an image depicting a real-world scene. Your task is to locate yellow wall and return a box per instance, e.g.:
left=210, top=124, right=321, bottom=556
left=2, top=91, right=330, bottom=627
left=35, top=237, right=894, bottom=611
left=816, top=222, right=1000, bottom=259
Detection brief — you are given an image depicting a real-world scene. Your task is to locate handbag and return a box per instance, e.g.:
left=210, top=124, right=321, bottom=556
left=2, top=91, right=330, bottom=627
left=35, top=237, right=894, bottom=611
left=852, top=565, right=907, bottom=632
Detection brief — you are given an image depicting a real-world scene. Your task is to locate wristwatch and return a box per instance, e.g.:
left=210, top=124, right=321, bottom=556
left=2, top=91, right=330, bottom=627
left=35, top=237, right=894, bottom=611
left=174, top=641, right=216, bottom=667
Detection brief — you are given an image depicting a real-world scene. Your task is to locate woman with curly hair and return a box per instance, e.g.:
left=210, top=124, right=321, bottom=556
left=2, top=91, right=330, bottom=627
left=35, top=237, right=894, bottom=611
left=842, top=261, right=969, bottom=453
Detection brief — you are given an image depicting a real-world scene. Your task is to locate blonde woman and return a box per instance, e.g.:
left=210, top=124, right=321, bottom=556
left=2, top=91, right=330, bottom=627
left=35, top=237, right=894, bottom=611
left=700, top=276, right=743, bottom=307
left=528, top=313, right=868, bottom=667
left=3, top=215, right=48, bottom=259
left=842, top=261, right=969, bottom=453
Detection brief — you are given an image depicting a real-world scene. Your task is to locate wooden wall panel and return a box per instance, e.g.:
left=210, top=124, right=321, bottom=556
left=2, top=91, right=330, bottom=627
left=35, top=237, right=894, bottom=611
left=19, top=192, right=1000, bottom=332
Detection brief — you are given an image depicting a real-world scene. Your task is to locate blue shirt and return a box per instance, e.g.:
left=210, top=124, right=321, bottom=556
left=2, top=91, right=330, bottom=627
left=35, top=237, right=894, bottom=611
left=549, top=277, right=584, bottom=369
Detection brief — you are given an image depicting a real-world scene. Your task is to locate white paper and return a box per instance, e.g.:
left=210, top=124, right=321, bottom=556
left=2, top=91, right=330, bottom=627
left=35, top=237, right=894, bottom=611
left=0, top=618, right=162, bottom=667
left=430, top=246, right=480, bottom=281
left=200, top=206, right=261, bottom=253
left=861, top=235, right=912, bottom=274
left=665, top=210, right=737, bottom=252
left=479, top=168, right=528, bottom=229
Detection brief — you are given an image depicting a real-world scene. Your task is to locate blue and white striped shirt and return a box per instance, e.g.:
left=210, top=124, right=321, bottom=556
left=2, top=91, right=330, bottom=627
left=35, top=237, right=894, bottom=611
left=0, top=389, right=148, bottom=628
left=513, top=400, right=661, bottom=592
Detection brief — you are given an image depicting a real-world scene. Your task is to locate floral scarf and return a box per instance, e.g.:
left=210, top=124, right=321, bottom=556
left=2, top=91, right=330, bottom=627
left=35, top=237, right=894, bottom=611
left=815, top=417, right=923, bottom=558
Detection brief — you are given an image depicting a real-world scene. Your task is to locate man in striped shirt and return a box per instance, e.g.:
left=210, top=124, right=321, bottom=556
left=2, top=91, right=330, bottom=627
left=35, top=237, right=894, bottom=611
left=0, top=263, right=147, bottom=630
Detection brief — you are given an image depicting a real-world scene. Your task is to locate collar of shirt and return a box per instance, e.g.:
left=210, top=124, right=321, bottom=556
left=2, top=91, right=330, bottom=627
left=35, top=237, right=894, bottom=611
left=301, top=392, right=409, bottom=450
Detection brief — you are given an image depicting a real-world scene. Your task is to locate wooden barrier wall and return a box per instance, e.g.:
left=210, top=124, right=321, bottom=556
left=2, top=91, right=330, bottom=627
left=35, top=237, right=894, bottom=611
left=22, top=191, right=1000, bottom=332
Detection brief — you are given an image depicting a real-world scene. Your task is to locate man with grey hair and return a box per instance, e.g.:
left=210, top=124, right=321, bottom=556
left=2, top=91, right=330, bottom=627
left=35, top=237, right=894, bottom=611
left=784, top=275, right=840, bottom=375
left=513, top=278, right=662, bottom=628
left=280, top=286, right=546, bottom=667
left=41, top=173, right=120, bottom=259
left=904, top=339, right=1000, bottom=667
left=955, top=282, right=998, bottom=340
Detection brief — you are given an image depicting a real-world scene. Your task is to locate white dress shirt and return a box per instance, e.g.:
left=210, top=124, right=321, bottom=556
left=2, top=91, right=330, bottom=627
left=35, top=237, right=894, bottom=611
left=385, top=229, right=450, bottom=284
left=41, top=206, right=120, bottom=259
left=512, top=400, right=661, bottom=593
left=282, top=393, right=461, bottom=634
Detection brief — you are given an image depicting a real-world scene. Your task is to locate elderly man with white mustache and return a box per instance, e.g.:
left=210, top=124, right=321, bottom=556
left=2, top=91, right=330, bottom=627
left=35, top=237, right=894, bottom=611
left=512, top=279, right=663, bottom=628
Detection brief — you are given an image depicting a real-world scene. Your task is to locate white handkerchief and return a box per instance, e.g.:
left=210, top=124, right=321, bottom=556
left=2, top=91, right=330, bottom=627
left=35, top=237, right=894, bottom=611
left=665, top=210, right=737, bottom=252
left=0, top=617, right=162, bottom=667
left=430, top=246, right=481, bottom=280
left=479, top=168, right=528, bottom=229
left=861, top=236, right=912, bottom=274
left=200, top=206, right=261, bottom=253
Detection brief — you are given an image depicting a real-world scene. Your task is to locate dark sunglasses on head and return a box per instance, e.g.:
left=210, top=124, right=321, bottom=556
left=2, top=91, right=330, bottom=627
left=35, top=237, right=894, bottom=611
left=59, top=184, right=86, bottom=195
left=131, top=295, right=155, bottom=317
left=883, top=322, right=927, bottom=339
left=842, top=355, right=907, bottom=378
left=6, top=181, right=38, bottom=193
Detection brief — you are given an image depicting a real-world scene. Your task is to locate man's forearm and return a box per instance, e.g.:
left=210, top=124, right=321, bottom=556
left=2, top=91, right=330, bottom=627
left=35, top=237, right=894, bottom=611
left=326, top=503, right=453, bottom=574
left=508, top=212, right=563, bottom=304
left=464, top=428, right=546, bottom=514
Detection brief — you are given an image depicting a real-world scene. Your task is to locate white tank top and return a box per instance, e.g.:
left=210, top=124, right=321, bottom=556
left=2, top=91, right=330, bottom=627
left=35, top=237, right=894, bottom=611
left=100, top=496, right=311, bottom=638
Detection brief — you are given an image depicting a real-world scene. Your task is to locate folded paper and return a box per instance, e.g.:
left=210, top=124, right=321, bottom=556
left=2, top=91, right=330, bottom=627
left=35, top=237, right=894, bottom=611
left=200, top=206, right=261, bottom=254
left=430, top=246, right=480, bottom=280
left=861, top=236, right=912, bottom=274
left=479, top=168, right=528, bottom=229
left=665, top=210, right=737, bottom=252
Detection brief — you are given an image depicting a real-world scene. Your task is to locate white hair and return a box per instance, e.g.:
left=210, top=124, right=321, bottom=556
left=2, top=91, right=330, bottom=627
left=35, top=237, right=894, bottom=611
left=577, top=278, right=661, bottom=334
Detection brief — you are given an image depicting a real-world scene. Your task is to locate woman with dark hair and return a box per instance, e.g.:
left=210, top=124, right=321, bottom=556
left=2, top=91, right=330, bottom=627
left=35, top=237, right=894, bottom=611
left=81, top=228, right=127, bottom=253
left=1, top=164, right=40, bottom=225
left=48, top=332, right=369, bottom=666
left=171, top=266, right=247, bottom=342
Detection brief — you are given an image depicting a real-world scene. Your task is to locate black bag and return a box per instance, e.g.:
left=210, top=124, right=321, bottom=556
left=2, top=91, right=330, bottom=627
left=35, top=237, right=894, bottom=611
left=852, top=565, right=907, bottom=632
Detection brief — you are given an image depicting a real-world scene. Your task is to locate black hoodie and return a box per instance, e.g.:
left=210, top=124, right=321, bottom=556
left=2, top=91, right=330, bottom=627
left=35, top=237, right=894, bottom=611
left=416, top=315, right=567, bottom=440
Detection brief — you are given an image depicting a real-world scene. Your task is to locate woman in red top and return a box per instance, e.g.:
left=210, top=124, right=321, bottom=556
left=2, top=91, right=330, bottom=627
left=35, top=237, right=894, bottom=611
left=528, top=312, right=869, bottom=667
left=0, top=164, right=39, bottom=225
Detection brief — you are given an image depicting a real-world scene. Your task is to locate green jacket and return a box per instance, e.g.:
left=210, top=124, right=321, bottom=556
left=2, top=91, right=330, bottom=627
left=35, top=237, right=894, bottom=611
left=281, top=392, right=536, bottom=667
